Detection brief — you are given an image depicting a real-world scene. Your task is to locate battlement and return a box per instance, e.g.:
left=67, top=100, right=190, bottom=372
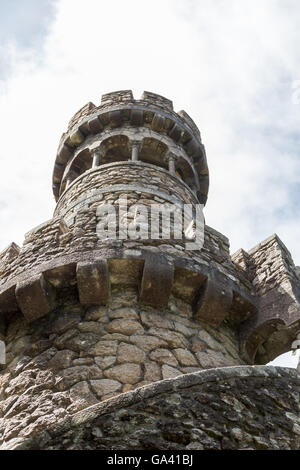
left=232, top=233, right=300, bottom=363
left=66, top=90, right=196, bottom=134
left=1, top=211, right=299, bottom=365
left=0, top=243, right=20, bottom=264
left=68, top=102, right=97, bottom=130
left=100, top=90, right=134, bottom=107
left=140, top=90, right=173, bottom=111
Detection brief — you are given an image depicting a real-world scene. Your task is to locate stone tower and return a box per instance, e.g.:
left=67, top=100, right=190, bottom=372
left=0, top=91, right=299, bottom=450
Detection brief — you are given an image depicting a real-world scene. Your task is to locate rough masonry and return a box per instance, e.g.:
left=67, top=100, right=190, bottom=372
left=0, top=90, right=299, bottom=450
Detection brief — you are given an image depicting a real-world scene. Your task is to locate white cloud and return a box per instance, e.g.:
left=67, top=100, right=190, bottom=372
left=0, top=0, right=300, bottom=367
left=269, top=350, right=300, bottom=369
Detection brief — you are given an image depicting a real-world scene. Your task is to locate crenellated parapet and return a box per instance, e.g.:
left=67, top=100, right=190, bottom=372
left=233, top=234, right=300, bottom=363
left=0, top=224, right=257, bottom=327
left=1, top=217, right=299, bottom=367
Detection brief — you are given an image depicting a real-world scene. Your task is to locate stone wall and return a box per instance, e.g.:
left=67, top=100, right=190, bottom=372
left=1, top=189, right=299, bottom=367
left=0, top=161, right=249, bottom=293
left=0, top=289, right=245, bottom=446
left=0, top=221, right=243, bottom=292
left=4, top=366, right=299, bottom=450
left=54, top=161, right=199, bottom=219
left=233, top=234, right=300, bottom=363
left=232, top=234, right=299, bottom=294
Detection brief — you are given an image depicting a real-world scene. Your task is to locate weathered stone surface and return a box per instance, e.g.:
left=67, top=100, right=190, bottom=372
left=64, top=333, right=98, bottom=352
left=88, top=116, right=103, bottom=134
left=0, top=243, right=20, bottom=262
left=233, top=235, right=300, bottom=363
left=197, top=329, right=224, bottom=351
left=0, top=340, right=6, bottom=365
left=173, top=321, right=197, bottom=338
left=105, top=319, right=144, bottom=336
left=140, top=255, right=174, bottom=308
left=50, top=312, right=81, bottom=334
left=104, top=363, right=142, bottom=384
left=144, top=361, right=161, bottom=382
left=196, top=350, right=232, bottom=368
left=90, top=379, right=122, bottom=398
left=10, top=336, right=31, bottom=355
left=57, top=365, right=102, bottom=390
left=148, top=328, right=189, bottom=348
left=5, top=366, right=299, bottom=451
left=76, top=261, right=110, bottom=306
left=191, top=337, right=207, bottom=353
left=70, top=128, right=84, bottom=145
left=0, top=285, right=18, bottom=316
left=195, top=273, right=233, bottom=327
left=16, top=274, right=55, bottom=321
left=173, top=348, right=198, bottom=366
left=73, top=358, right=94, bottom=366
left=85, top=306, right=108, bottom=322
left=101, top=333, right=128, bottom=342
left=149, top=348, right=178, bottom=366
left=88, top=340, right=118, bottom=356
left=69, top=381, right=98, bottom=411
left=110, top=308, right=139, bottom=320
left=130, top=334, right=168, bottom=351
left=48, top=350, right=76, bottom=370
left=117, top=343, right=146, bottom=364
left=77, top=322, right=103, bottom=333
left=140, top=311, right=173, bottom=330
left=94, top=356, right=116, bottom=370
left=162, top=364, right=182, bottom=379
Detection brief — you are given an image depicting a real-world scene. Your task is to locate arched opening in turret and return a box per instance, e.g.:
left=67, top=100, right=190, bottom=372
left=59, top=148, right=92, bottom=194
left=175, top=156, right=199, bottom=193
left=100, top=135, right=131, bottom=164
left=253, top=326, right=300, bottom=367
left=139, top=137, right=168, bottom=170
left=59, top=132, right=200, bottom=197
left=138, top=137, right=199, bottom=193
left=72, top=149, right=92, bottom=175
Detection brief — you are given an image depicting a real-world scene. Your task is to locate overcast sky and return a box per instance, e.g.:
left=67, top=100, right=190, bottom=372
left=0, top=0, right=299, bottom=367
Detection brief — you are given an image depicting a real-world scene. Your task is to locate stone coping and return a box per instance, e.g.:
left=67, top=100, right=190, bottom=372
left=55, top=161, right=200, bottom=214
left=4, top=365, right=299, bottom=450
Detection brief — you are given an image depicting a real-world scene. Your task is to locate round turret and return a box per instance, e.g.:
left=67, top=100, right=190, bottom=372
left=0, top=91, right=300, bottom=449
left=52, top=90, right=209, bottom=207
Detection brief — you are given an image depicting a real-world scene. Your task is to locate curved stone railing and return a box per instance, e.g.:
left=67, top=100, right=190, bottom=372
left=5, top=366, right=299, bottom=450
left=54, top=162, right=200, bottom=217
